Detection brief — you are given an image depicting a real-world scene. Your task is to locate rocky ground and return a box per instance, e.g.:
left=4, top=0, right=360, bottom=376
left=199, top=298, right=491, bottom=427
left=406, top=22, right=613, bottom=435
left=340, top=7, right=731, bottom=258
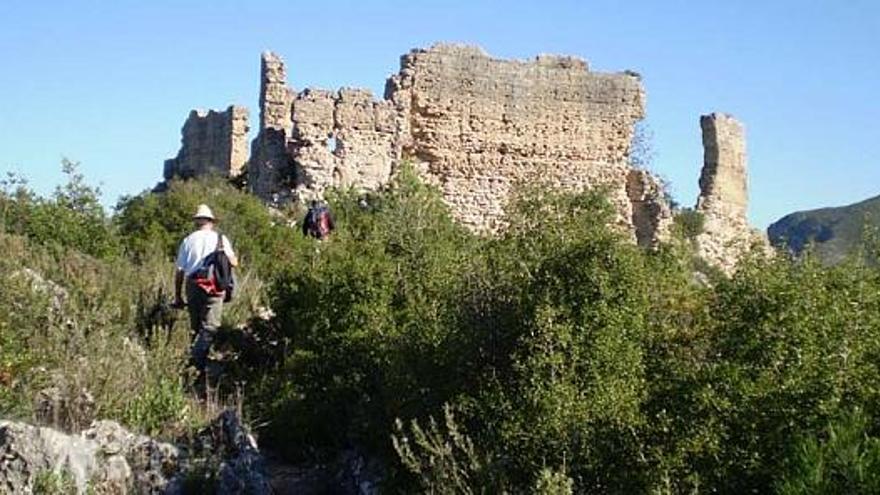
left=0, top=410, right=271, bottom=494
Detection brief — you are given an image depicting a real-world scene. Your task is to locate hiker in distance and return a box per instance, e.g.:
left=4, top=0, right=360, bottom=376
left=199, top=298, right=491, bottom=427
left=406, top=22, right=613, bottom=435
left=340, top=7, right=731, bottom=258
left=173, top=204, right=238, bottom=374
left=302, top=199, right=335, bottom=240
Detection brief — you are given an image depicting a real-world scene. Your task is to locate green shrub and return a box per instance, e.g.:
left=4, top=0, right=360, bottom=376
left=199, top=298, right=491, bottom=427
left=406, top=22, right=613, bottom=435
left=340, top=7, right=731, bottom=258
left=393, top=404, right=492, bottom=494
left=7, top=160, right=880, bottom=494
left=778, top=410, right=880, bottom=494
left=672, top=207, right=705, bottom=241
left=261, top=166, right=477, bottom=461
left=115, top=176, right=300, bottom=276
left=121, top=376, right=190, bottom=437
left=0, top=160, right=122, bottom=258
left=32, top=468, right=77, bottom=494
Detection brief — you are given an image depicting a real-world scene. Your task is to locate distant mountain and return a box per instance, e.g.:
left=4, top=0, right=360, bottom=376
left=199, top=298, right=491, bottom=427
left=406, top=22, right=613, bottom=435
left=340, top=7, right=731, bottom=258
left=767, top=195, right=880, bottom=264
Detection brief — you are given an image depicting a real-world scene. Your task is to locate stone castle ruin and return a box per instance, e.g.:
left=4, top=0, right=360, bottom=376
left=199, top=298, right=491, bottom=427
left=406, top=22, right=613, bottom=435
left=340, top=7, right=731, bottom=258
left=163, top=43, right=758, bottom=270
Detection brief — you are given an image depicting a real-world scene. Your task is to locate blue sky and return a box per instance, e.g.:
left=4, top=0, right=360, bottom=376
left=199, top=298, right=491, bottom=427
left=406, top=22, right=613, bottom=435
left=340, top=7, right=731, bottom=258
left=1, top=0, right=877, bottom=228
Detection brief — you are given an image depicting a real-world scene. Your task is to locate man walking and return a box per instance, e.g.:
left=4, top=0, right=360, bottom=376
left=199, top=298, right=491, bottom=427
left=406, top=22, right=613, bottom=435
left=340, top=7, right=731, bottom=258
left=173, top=204, right=238, bottom=375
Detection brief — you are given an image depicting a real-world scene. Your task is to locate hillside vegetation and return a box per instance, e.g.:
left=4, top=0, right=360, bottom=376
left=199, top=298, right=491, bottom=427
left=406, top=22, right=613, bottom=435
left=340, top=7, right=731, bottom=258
left=768, top=194, right=880, bottom=264
left=3, top=163, right=880, bottom=493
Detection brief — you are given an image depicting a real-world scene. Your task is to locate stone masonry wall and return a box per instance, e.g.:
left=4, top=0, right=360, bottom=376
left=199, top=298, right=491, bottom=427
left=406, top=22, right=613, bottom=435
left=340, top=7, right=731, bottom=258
left=163, top=106, right=249, bottom=180
left=288, top=88, right=397, bottom=200
left=239, top=44, right=669, bottom=243
left=387, top=44, right=652, bottom=233
left=250, top=51, right=295, bottom=200
left=694, top=113, right=755, bottom=272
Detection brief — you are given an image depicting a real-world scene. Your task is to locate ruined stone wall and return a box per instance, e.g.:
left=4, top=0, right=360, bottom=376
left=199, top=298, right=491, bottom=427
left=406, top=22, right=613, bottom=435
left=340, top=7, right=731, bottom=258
left=289, top=88, right=398, bottom=200
left=163, top=106, right=249, bottom=180
left=387, top=44, right=651, bottom=233
left=174, top=44, right=674, bottom=246
left=250, top=52, right=295, bottom=200
left=694, top=113, right=755, bottom=272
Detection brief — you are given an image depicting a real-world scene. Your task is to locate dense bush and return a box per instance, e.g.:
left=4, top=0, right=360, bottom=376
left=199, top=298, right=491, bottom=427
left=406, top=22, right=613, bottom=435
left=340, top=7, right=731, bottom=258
left=0, top=171, right=286, bottom=441
left=255, top=167, right=880, bottom=493
left=777, top=410, right=880, bottom=494
left=115, top=176, right=301, bottom=276
left=5, top=161, right=880, bottom=493
left=672, top=207, right=705, bottom=241
left=0, top=160, right=122, bottom=258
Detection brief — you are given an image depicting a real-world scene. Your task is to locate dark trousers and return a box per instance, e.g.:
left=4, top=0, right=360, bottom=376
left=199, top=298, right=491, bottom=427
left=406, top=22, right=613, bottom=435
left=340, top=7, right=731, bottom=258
left=186, top=278, right=223, bottom=371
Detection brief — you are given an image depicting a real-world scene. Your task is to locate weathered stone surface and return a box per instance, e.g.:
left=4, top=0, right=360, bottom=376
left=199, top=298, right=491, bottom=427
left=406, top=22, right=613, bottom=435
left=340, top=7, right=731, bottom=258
left=250, top=51, right=296, bottom=201
left=694, top=113, right=758, bottom=272
left=83, top=420, right=180, bottom=494
left=391, top=44, right=647, bottom=233
left=164, top=106, right=249, bottom=180
left=0, top=419, right=176, bottom=494
left=285, top=88, right=397, bottom=200
left=0, top=411, right=271, bottom=494
left=627, top=169, right=673, bottom=247
left=241, top=44, right=665, bottom=243
left=193, top=410, right=272, bottom=495
left=34, top=385, right=95, bottom=434
left=165, top=45, right=767, bottom=263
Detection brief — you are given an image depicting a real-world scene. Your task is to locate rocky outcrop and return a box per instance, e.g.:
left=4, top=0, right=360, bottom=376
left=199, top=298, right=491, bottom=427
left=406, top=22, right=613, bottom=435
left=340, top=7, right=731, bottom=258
left=627, top=169, right=673, bottom=247
left=0, top=411, right=269, bottom=494
left=192, top=410, right=272, bottom=495
left=164, top=106, right=249, bottom=180
left=693, top=113, right=764, bottom=273
left=0, top=419, right=178, bottom=494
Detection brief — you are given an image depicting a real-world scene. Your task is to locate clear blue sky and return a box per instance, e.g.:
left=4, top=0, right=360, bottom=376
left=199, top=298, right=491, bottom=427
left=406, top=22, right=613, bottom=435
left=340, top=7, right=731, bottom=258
left=1, top=0, right=878, bottom=228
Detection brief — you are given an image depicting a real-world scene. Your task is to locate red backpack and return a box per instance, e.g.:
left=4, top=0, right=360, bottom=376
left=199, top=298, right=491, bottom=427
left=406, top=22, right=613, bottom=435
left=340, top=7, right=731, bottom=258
left=315, top=208, right=331, bottom=239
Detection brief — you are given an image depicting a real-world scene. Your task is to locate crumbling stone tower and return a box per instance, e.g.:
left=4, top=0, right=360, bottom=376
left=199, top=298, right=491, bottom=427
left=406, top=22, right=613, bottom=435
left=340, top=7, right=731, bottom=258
left=250, top=52, right=295, bottom=199
left=693, top=113, right=756, bottom=272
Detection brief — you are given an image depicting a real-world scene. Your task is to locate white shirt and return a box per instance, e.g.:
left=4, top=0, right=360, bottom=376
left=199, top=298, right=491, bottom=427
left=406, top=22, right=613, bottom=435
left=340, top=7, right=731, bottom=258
left=176, top=229, right=236, bottom=277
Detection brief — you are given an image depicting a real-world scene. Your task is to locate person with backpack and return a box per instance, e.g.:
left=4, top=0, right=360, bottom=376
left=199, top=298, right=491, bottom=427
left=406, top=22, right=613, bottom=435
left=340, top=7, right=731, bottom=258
left=302, top=199, right=335, bottom=240
left=173, top=204, right=238, bottom=374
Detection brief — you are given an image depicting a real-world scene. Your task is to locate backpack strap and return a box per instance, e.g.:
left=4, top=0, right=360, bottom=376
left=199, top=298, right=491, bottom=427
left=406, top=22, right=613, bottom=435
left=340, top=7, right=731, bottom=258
left=216, top=231, right=224, bottom=252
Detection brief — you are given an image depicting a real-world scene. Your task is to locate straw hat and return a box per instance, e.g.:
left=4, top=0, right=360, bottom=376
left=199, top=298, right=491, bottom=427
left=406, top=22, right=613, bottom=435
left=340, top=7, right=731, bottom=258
left=193, top=204, right=216, bottom=220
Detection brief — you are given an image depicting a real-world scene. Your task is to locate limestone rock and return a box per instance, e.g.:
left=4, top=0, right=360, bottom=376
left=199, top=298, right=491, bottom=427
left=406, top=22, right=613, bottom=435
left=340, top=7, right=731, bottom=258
left=34, top=385, right=95, bottom=433
left=626, top=169, right=673, bottom=247
left=192, top=410, right=271, bottom=495
left=0, top=420, right=145, bottom=494
left=83, top=421, right=181, bottom=494
left=0, top=410, right=270, bottom=494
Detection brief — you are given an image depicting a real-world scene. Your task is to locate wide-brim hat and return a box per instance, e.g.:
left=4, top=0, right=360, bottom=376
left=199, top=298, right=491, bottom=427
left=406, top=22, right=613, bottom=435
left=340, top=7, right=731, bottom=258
left=193, top=204, right=216, bottom=220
